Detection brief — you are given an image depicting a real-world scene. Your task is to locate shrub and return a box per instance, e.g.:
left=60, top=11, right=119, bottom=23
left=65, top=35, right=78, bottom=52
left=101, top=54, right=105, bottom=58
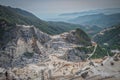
left=23, top=52, right=34, bottom=58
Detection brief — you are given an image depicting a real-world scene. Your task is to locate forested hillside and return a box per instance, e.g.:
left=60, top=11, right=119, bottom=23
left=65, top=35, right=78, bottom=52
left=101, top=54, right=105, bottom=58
left=93, top=25, right=120, bottom=49
left=0, top=5, right=84, bottom=35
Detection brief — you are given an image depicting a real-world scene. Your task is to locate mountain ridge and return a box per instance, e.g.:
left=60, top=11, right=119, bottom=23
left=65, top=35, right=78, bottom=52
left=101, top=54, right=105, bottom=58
left=69, top=13, right=120, bottom=28
left=60, top=8, right=120, bottom=16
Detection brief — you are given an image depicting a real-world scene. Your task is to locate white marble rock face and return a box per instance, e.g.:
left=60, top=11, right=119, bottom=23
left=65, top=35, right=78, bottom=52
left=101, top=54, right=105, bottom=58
left=0, top=25, right=119, bottom=80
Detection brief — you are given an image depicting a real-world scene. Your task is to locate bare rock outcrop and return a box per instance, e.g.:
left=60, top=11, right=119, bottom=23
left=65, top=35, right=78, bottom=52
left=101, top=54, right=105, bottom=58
left=0, top=25, right=51, bottom=68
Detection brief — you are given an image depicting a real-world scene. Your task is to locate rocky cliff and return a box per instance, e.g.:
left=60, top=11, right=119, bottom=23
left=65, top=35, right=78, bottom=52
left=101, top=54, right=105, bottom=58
left=0, top=22, right=51, bottom=68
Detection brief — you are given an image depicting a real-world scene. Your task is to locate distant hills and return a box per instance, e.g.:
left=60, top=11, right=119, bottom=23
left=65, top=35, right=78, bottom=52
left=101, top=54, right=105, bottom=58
left=60, top=8, right=120, bottom=17
left=51, top=8, right=120, bottom=35
left=69, top=13, right=120, bottom=28
left=69, top=13, right=105, bottom=24
left=57, top=8, right=120, bottom=22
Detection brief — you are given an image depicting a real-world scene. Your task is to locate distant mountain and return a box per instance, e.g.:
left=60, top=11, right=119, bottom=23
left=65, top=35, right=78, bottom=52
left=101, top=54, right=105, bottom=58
left=51, top=8, right=120, bottom=22
left=0, top=5, right=84, bottom=35
left=56, top=8, right=120, bottom=35
left=49, top=8, right=120, bottom=22
left=69, top=13, right=120, bottom=28
left=60, top=8, right=120, bottom=17
left=69, top=13, right=105, bottom=24
left=93, top=25, right=120, bottom=49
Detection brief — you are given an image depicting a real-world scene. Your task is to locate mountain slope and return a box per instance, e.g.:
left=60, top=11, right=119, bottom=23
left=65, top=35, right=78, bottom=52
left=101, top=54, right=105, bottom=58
left=47, top=21, right=85, bottom=34
left=0, top=5, right=51, bottom=34
left=0, top=5, right=85, bottom=35
left=93, top=25, right=120, bottom=49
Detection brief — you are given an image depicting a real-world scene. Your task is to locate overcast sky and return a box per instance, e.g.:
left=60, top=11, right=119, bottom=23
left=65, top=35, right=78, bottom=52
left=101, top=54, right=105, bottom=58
left=0, top=0, right=120, bottom=20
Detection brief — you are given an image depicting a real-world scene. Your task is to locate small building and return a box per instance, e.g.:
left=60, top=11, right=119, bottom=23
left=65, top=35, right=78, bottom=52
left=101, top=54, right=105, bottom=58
left=103, top=43, right=109, bottom=46
left=111, top=49, right=120, bottom=53
left=91, top=41, right=97, bottom=46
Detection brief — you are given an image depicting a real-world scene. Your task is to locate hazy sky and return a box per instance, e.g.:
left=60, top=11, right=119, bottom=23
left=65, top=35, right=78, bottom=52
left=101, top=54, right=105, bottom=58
left=0, top=0, right=120, bottom=20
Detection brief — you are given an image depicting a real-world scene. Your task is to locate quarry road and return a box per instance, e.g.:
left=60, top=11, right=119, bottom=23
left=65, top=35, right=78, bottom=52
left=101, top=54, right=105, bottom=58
left=87, top=44, right=97, bottom=60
